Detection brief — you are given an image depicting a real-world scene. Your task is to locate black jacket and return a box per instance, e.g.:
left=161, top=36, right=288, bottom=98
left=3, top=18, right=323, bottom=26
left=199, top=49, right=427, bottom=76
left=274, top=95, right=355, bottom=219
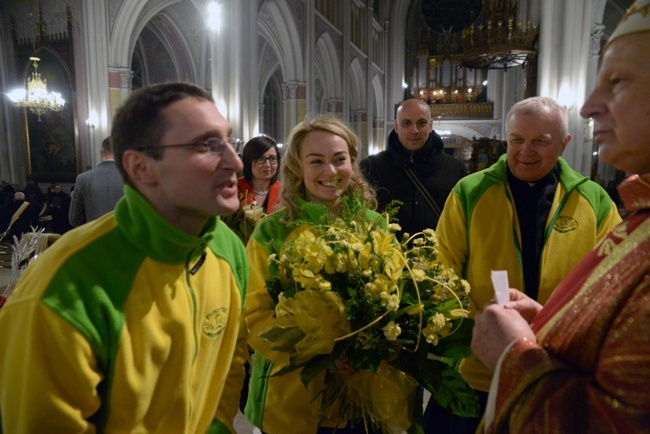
left=8, top=200, right=40, bottom=241
left=360, top=130, right=466, bottom=236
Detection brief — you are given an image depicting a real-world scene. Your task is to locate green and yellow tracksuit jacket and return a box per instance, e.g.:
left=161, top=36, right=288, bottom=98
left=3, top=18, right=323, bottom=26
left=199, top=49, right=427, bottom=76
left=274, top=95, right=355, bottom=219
left=436, top=155, right=622, bottom=392
left=0, top=186, right=249, bottom=433
left=244, top=197, right=382, bottom=434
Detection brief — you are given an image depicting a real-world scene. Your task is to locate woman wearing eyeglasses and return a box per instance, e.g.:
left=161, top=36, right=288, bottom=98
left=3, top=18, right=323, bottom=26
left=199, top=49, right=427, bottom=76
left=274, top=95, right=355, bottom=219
left=238, top=135, right=282, bottom=214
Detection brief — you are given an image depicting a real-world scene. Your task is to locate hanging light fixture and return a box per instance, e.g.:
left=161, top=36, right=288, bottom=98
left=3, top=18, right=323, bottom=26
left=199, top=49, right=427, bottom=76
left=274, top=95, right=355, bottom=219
left=459, top=0, right=538, bottom=70
left=7, top=56, right=65, bottom=121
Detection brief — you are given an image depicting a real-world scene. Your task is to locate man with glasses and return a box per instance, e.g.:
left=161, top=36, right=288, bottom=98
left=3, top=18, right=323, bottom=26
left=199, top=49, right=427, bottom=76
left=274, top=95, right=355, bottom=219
left=0, top=82, right=249, bottom=433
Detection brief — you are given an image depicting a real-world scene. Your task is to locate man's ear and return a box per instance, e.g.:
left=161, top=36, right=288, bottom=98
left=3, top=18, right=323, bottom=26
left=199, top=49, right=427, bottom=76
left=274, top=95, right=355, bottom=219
left=560, top=134, right=572, bottom=155
left=122, top=150, right=158, bottom=186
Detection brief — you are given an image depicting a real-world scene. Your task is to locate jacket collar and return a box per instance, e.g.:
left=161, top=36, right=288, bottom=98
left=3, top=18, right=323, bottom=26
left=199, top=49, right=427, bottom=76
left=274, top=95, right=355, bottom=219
left=485, top=155, right=588, bottom=192
left=386, top=130, right=444, bottom=166
left=114, top=185, right=215, bottom=264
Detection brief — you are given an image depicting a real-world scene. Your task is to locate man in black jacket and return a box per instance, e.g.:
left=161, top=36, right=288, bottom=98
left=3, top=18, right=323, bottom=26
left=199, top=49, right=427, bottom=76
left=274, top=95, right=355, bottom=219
left=3, top=192, right=40, bottom=242
left=360, top=98, right=466, bottom=236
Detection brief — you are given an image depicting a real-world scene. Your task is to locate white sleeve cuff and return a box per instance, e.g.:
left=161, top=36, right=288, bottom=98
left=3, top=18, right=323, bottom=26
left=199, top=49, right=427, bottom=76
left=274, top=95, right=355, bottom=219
left=482, top=338, right=519, bottom=431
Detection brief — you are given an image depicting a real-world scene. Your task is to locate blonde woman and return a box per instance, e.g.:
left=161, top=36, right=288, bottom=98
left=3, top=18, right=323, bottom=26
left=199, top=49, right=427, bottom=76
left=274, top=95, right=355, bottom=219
left=244, top=114, right=380, bottom=434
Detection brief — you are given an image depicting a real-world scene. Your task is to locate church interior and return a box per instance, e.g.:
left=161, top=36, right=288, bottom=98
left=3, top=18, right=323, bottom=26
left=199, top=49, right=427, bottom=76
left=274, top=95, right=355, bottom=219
left=0, top=0, right=633, bottom=192
left=0, top=1, right=640, bottom=432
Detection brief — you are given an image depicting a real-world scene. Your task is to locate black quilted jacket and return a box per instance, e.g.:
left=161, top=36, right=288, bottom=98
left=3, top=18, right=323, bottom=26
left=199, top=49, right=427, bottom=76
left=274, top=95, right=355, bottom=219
left=360, top=130, right=467, bottom=236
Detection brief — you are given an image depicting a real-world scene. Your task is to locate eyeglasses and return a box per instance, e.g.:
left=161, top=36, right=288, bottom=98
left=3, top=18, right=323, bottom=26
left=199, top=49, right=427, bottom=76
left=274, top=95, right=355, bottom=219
left=254, top=156, right=278, bottom=165
left=139, top=137, right=243, bottom=155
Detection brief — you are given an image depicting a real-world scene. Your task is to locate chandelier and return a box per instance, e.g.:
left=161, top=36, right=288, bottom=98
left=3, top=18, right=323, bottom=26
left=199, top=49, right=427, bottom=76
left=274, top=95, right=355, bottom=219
left=459, top=0, right=538, bottom=69
left=7, top=57, right=65, bottom=121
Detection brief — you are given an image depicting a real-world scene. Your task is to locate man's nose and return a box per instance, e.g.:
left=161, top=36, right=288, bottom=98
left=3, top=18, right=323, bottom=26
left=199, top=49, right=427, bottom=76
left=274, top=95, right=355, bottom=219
left=220, top=143, right=244, bottom=172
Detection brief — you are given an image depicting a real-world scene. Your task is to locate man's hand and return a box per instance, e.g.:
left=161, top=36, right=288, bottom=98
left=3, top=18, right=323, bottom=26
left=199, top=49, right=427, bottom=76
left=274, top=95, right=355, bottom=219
left=503, top=289, right=543, bottom=323
left=471, top=302, right=537, bottom=370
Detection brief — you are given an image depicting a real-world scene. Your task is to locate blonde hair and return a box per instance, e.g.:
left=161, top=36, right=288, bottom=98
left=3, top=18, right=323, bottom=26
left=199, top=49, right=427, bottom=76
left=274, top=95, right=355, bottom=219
left=279, top=114, right=377, bottom=221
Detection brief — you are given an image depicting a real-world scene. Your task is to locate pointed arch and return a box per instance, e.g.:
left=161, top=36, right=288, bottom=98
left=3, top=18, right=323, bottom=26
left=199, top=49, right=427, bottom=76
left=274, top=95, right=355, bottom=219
left=258, top=37, right=282, bottom=101
left=258, top=0, right=303, bottom=81
left=348, top=57, right=365, bottom=111
left=315, top=32, right=342, bottom=99
left=371, top=74, right=384, bottom=118
left=140, top=13, right=198, bottom=83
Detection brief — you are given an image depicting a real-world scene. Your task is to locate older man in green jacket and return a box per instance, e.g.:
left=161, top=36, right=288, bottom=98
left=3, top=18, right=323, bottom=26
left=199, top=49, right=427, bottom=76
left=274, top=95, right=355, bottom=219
left=424, top=96, right=622, bottom=433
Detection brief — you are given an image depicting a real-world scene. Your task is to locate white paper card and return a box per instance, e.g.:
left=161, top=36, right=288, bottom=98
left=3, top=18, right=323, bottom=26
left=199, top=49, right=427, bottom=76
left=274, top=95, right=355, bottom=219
left=491, top=270, right=509, bottom=306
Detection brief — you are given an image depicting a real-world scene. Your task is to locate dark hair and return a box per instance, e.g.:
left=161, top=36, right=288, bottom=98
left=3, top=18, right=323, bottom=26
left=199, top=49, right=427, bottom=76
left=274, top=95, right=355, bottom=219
left=111, top=82, right=214, bottom=188
left=101, top=136, right=113, bottom=154
left=241, top=135, right=280, bottom=185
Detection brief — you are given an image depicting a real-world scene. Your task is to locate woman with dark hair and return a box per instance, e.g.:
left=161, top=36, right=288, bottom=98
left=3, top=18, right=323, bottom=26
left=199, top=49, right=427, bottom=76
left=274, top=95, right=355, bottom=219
left=238, top=135, right=281, bottom=214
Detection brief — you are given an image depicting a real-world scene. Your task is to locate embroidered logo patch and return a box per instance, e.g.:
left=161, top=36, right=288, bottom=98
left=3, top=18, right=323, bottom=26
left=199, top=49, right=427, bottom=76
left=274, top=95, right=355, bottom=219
left=203, top=308, right=227, bottom=338
left=554, top=216, right=578, bottom=233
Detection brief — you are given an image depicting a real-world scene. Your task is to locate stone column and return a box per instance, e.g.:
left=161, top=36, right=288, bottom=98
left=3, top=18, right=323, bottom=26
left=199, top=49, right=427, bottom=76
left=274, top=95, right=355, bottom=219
left=209, top=0, right=259, bottom=140
left=283, top=81, right=307, bottom=134
left=0, top=25, right=22, bottom=185
left=372, top=117, right=385, bottom=155
left=326, top=98, right=344, bottom=118
left=81, top=0, right=110, bottom=168
left=107, top=67, right=132, bottom=115
left=537, top=0, right=597, bottom=174
left=351, top=110, right=368, bottom=155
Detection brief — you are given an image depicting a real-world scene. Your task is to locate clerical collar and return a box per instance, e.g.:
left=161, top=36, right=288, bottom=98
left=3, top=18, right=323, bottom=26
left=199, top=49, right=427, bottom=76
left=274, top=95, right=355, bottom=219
left=507, top=164, right=559, bottom=191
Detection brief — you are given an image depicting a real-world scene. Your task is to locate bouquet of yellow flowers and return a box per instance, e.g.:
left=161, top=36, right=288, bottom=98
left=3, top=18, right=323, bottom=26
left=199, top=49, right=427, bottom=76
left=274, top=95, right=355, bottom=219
left=222, top=195, right=266, bottom=244
left=259, top=209, right=477, bottom=433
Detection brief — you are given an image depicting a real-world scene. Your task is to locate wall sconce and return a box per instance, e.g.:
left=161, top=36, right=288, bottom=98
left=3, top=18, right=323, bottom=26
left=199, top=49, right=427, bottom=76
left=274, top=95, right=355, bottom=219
left=86, top=110, right=98, bottom=129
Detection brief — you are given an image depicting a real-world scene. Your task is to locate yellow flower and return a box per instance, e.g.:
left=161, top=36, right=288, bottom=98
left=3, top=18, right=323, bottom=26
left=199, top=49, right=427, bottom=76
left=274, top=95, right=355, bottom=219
left=383, top=320, right=401, bottom=341
left=357, top=241, right=374, bottom=269
left=243, top=202, right=265, bottom=223
left=422, top=228, right=437, bottom=244
left=410, top=268, right=426, bottom=282
left=444, top=308, right=469, bottom=319
left=461, top=279, right=471, bottom=294
left=427, top=313, right=446, bottom=332
left=331, top=252, right=349, bottom=274
left=271, top=290, right=351, bottom=363
left=365, top=275, right=398, bottom=299
left=292, top=268, right=324, bottom=291
left=423, top=312, right=453, bottom=346
left=380, top=292, right=400, bottom=312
